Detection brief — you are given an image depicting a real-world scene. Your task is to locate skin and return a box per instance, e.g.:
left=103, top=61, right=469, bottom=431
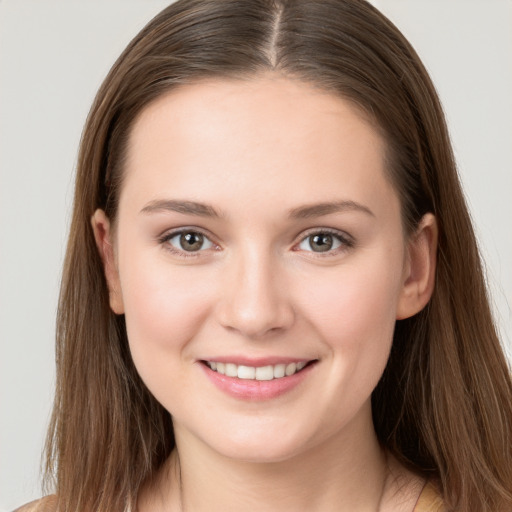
left=93, top=75, right=437, bottom=511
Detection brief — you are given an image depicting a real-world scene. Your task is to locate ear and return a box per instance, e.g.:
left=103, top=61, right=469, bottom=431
left=91, top=209, right=125, bottom=315
left=396, top=213, right=438, bottom=320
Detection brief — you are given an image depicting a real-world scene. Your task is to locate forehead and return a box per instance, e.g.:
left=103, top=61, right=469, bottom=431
left=127, top=75, right=380, bottom=162
left=121, top=75, right=396, bottom=221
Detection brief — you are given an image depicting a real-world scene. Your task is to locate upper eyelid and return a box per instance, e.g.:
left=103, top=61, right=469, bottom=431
left=296, top=227, right=353, bottom=243
left=159, top=226, right=216, bottom=242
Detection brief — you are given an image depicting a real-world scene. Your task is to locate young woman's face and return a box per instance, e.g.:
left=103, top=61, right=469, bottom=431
left=98, top=76, right=431, bottom=462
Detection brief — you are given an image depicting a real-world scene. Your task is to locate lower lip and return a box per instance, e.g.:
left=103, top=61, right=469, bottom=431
left=199, top=362, right=316, bottom=400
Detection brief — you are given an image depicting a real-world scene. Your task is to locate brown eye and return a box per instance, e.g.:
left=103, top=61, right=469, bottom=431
left=180, top=232, right=204, bottom=251
left=167, top=231, right=214, bottom=252
left=298, top=231, right=348, bottom=253
left=309, top=234, right=334, bottom=252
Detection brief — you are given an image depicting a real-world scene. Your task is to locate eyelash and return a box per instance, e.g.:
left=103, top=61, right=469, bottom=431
left=158, top=228, right=218, bottom=258
left=157, top=227, right=354, bottom=258
left=294, top=228, right=355, bottom=256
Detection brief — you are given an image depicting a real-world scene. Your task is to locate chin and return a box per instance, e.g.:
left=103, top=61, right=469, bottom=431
left=217, top=440, right=306, bottom=464
left=193, top=420, right=317, bottom=464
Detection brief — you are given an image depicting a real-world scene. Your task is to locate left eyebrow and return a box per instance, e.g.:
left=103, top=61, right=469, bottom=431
left=288, top=200, right=375, bottom=219
left=140, top=199, right=222, bottom=218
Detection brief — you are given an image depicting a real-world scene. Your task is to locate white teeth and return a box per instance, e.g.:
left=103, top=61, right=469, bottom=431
left=255, top=365, right=274, bottom=381
left=237, top=365, right=255, bottom=380
left=274, top=364, right=286, bottom=378
left=206, top=360, right=310, bottom=380
left=285, top=362, right=297, bottom=376
left=225, top=363, right=237, bottom=377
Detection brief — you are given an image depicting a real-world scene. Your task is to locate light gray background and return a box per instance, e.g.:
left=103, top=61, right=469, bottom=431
left=1, top=1, right=511, bottom=509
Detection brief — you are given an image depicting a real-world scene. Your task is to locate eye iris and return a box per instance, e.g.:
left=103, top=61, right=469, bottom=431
left=180, top=232, right=204, bottom=251
left=310, top=234, right=333, bottom=252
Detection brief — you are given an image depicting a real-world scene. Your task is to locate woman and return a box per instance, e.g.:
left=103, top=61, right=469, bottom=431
left=16, top=0, right=512, bottom=511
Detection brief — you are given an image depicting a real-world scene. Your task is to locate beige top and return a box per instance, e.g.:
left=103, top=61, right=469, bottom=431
left=13, top=495, right=57, bottom=512
left=413, top=481, right=446, bottom=512
left=14, top=481, right=445, bottom=512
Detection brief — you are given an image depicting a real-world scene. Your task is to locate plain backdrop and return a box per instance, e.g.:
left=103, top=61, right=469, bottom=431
left=1, top=1, right=511, bottom=509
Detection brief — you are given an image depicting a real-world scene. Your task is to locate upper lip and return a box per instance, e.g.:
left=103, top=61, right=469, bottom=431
left=200, top=356, right=317, bottom=367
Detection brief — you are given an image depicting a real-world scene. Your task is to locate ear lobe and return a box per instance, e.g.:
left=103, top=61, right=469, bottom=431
left=91, top=209, right=125, bottom=315
left=396, top=213, right=438, bottom=320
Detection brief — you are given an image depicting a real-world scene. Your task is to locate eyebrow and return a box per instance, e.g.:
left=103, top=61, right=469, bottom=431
left=140, top=199, right=222, bottom=218
left=139, top=199, right=374, bottom=219
left=288, top=201, right=375, bottom=219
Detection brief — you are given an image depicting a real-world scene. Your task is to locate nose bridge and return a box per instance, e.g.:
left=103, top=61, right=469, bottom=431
left=216, top=243, right=294, bottom=338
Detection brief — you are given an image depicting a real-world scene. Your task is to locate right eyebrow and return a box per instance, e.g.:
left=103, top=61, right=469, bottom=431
left=288, top=200, right=375, bottom=219
left=140, top=199, right=222, bottom=218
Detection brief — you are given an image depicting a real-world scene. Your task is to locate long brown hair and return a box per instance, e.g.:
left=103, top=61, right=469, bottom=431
left=45, top=1, right=512, bottom=510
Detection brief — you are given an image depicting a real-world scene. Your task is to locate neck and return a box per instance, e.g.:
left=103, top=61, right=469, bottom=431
left=139, top=404, right=417, bottom=512
left=180, top=434, right=386, bottom=512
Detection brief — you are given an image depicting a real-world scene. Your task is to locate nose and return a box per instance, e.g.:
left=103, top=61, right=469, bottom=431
left=215, top=248, right=295, bottom=339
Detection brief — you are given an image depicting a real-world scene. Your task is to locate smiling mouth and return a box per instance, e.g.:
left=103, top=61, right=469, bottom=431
left=202, top=360, right=315, bottom=381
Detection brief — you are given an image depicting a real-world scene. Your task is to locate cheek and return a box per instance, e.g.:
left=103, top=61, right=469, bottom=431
left=295, top=250, right=404, bottom=377
left=286, top=253, right=404, bottom=436
left=117, top=251, right=215, bottom=371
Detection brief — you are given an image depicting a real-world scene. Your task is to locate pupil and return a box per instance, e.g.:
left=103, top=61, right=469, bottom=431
left=311, top=234, right=333, bottom=252
left=180, top=232, right=203, bottom=251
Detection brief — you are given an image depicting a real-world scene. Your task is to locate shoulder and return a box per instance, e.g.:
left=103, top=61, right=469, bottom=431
left=12, top=496, right=58, bottom=512
left=413, top=481, right=446, bottom=512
